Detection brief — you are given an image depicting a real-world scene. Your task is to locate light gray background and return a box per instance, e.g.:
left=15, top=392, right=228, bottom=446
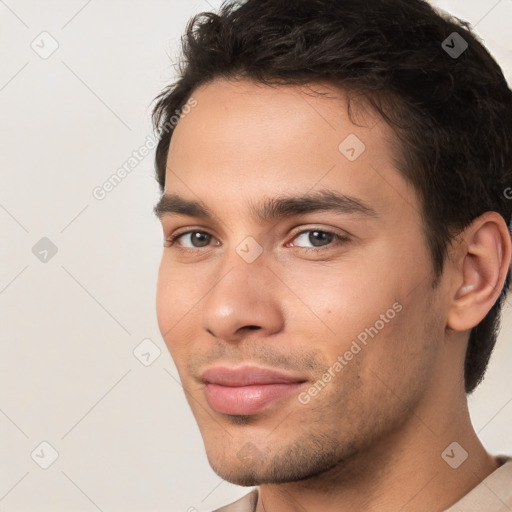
left=0, top=1, right=511, bottom=511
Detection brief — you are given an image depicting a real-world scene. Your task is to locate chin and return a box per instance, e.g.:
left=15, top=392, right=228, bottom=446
left=204, top=438, right=350, bottom=487
left=207, top=455, right=263, bottom=486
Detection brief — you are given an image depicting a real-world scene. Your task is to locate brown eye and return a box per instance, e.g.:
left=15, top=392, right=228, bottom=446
left=290, top=229, right=348, bottom=250
left=165, top=231, right=214, bottom=248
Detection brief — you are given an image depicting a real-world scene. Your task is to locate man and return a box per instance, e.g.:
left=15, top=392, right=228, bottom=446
left=152, top=0, right=512, bottom=510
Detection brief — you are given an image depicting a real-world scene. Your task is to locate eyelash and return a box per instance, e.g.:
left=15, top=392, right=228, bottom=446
left=163, top=228, right=350, bottom=253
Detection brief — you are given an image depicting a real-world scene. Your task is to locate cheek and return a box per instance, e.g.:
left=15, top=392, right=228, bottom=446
left=155, top=257, right=195, bottom=347
left=155, top=259, right=172, bottom=334
left=294, top=252, right=430, bottom=384
left=355, top=286, right=441, bottom=403
left=293, top=257, right=400, bottom=339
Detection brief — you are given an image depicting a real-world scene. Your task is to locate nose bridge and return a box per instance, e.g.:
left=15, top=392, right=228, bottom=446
left=201, top=245, right=283, bottom=341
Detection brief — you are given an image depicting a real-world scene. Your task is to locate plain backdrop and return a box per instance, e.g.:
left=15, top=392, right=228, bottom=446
left=1, top=1, right=511, bottom=511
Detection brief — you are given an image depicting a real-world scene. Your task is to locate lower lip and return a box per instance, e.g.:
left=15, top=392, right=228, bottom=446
left=204, top=382, right=305, bottom=415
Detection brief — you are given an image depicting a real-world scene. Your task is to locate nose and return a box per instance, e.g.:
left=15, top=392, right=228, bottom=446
left=201, top=256, right=284, bottom=343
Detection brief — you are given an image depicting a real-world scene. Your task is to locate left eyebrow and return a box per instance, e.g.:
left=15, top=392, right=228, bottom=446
left=153, top=189, right=378, bottom=222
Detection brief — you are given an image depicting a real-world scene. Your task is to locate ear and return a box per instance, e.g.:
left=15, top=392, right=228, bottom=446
left=447, top=211, right=511, bottom=332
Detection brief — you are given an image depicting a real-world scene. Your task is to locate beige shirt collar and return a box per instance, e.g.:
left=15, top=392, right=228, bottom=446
left=444, top=456, right=512, bottom=512
left=212, top=456, right=512, bottom=512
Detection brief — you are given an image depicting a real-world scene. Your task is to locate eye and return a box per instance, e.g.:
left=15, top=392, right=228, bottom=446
left=165, top=230, right=216, bottom=249
left=288, top=229, right=349, bottom=251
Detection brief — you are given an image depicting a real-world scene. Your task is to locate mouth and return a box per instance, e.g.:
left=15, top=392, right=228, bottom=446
left=201, top=365, right=308, bottom=415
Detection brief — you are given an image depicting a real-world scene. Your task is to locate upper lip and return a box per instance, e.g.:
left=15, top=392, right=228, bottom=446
left=201, top=365, right=308, bottom=386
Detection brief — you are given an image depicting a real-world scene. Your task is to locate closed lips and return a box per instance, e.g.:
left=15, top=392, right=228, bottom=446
left=201, top=366, right=308, bottom=386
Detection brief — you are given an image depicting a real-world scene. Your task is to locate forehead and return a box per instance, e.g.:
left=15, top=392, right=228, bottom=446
left=163, top=78, right=416, bottom=221
left=169, top=79, right=388, bottom=161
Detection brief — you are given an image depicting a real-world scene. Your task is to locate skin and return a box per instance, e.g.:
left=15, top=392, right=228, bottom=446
left=155, top=78, right=511, bottom=511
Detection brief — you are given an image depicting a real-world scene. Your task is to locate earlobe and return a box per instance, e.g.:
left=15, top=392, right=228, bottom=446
left=447, top=212, right=511, bottom=332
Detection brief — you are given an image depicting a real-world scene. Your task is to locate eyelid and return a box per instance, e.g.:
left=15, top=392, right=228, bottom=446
left=285, top=228, right=350, bottom=252
left=287, top=225, right=350, bottom=243
left=164, top=227, right=217, bottom=249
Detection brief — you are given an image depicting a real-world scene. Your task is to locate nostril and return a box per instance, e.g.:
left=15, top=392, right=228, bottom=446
left=245, top=325, right=260, bottom=330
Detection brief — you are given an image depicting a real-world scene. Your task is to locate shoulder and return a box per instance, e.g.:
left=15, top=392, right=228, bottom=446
left=210, top=489, right=259, bottom=512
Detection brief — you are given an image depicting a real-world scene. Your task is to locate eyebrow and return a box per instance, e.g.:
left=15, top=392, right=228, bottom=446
left=153, top=189, right=378, bottom=222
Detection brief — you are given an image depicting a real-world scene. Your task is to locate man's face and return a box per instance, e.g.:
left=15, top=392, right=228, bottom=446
left=156, top=79, right=447, bottom=485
